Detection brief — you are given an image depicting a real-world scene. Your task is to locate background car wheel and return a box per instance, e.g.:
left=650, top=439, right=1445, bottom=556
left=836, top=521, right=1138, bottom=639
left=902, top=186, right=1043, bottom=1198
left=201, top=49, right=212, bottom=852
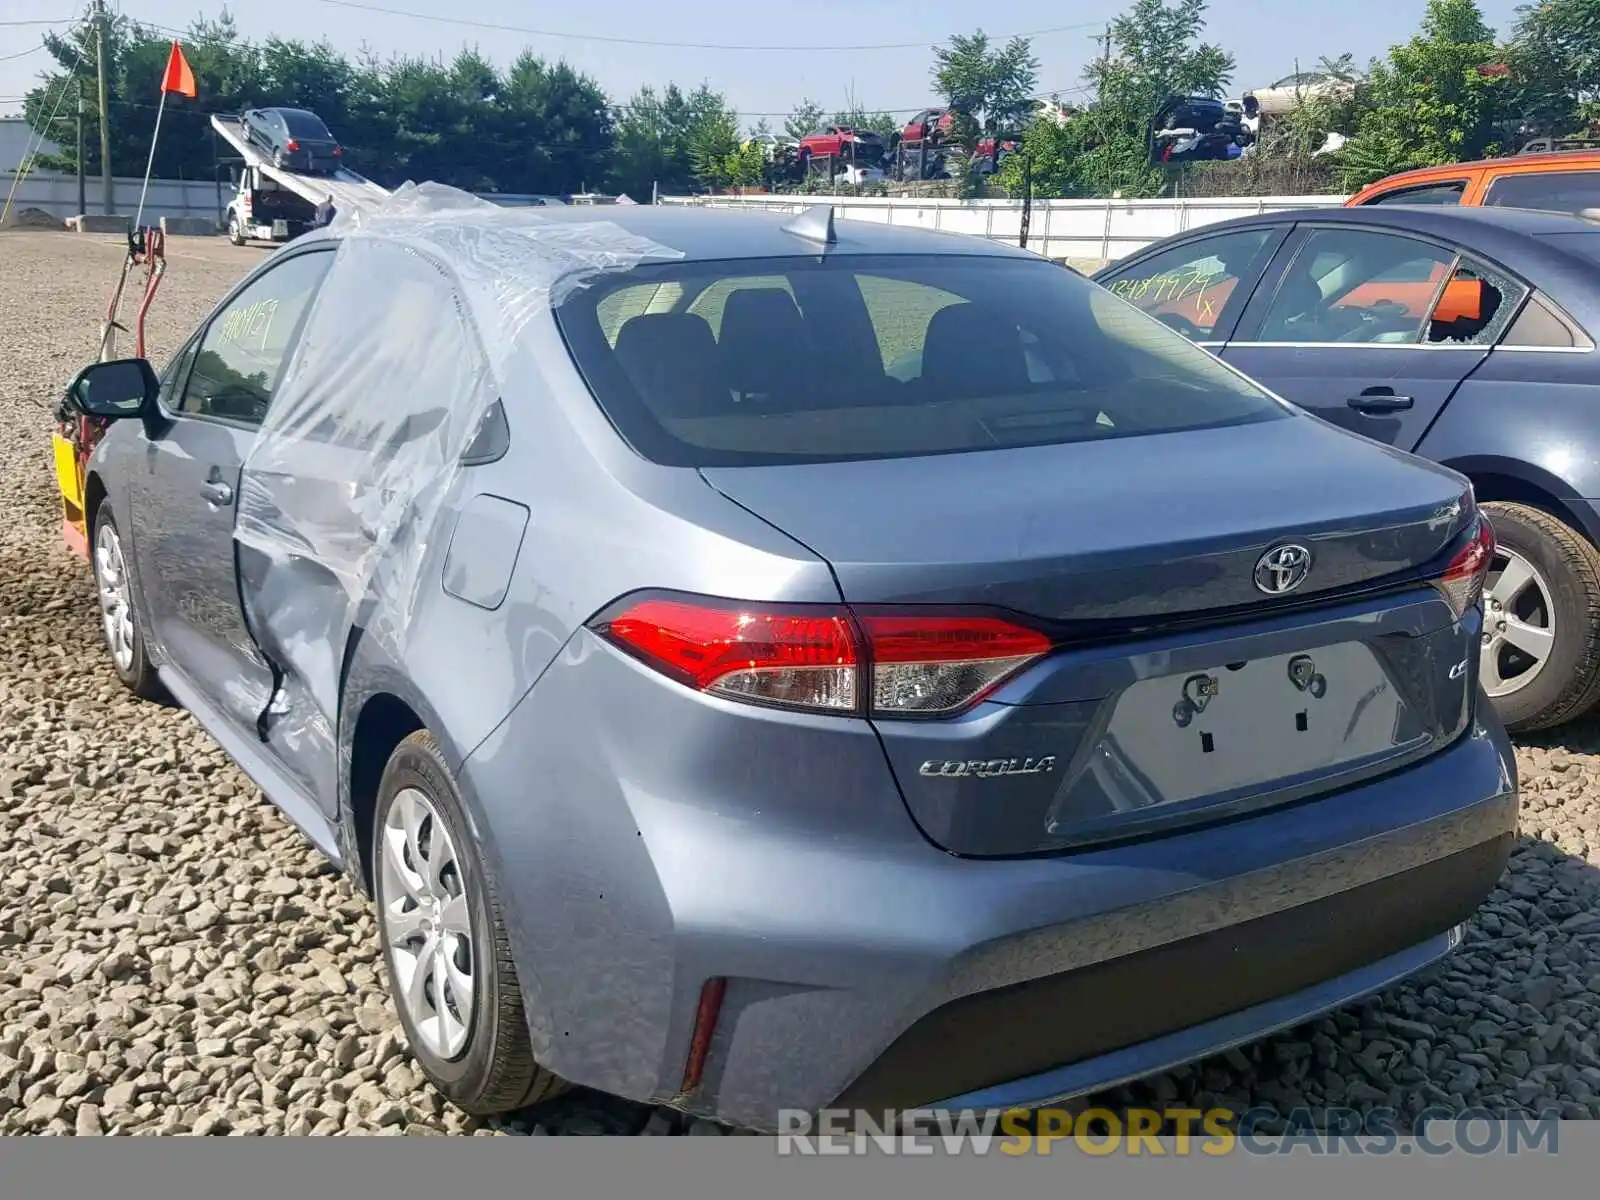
left=373, top=730, right=566, bottom=1115
left=1478, top=501, right=1600, bottom=732
left=228, top=213, right=245, bottom=246
left=91, top=507, right=164, bottom=700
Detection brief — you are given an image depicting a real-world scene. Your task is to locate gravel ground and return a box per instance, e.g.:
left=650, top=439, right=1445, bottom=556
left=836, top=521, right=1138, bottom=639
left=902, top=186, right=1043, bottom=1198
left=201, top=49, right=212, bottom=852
left=1, top=231, right=1598, bottom=1137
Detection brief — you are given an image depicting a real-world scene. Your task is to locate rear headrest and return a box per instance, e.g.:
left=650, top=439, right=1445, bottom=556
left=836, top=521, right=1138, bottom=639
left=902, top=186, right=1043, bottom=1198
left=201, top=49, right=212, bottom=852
left=718, top=288, right=814, bottom=396
left=612, top=313, right=725, bottom=419
left=1259, top=272, right=1325, bottom=339
left=920, top=303, right=1030, bottom=395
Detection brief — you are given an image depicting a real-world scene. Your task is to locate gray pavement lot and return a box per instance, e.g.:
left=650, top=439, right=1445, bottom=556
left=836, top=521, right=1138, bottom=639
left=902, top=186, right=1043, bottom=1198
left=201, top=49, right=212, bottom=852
left=1, top=230, right=1598, bottom=1136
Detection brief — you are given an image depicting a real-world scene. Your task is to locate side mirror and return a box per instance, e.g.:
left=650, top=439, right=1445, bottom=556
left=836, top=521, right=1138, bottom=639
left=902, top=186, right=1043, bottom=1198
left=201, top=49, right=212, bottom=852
left=66, top=358, right=159, bottom=419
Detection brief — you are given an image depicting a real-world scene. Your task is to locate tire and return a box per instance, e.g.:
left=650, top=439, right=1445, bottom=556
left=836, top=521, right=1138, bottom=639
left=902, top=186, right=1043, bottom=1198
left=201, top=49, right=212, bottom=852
left=372, top=730, right=567, bottom=1114
left=1478, top=501, right=1600, bottom=732
left=228, top=213, right=245, bottom=246
left=90, top=505, right=165, bottom=701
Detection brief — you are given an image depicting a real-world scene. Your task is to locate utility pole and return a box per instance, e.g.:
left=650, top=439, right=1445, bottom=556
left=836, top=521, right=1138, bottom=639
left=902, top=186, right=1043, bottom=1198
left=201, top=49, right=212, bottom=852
left=93, top=0, right=113, bottom=215
left=76, top=78, right=86, bottom=217
left=1092, top=25, right=1114, bottom=100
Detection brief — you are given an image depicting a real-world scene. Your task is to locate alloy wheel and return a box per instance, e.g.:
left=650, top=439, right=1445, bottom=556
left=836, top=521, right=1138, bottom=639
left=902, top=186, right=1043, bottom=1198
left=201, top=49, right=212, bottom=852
left=94, top=521, right=136, bottom=673
left=380, top=786, right=477, bottom=1060
left=1480, top=547, right=1557, bottom=698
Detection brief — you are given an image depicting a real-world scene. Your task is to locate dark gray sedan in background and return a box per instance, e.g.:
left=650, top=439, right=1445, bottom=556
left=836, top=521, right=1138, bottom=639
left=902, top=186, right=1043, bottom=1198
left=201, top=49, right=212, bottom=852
left=243, top=106, right=342, bottom=173
left=1096, top=205, right=1600, bottom=734
left=62, top=197, right=1516, bottom=1131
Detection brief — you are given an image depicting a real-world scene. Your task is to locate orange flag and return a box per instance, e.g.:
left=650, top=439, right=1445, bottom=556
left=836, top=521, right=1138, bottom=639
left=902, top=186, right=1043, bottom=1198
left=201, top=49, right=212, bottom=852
left=160, top=41, right=197, bottom=99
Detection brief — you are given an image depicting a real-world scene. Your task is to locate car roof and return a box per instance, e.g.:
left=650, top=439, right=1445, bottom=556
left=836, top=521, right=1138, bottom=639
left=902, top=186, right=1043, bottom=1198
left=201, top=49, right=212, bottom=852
left=1357, top=150, right=1600, bottom=192
left=307, top=202, right=1041, bottom=264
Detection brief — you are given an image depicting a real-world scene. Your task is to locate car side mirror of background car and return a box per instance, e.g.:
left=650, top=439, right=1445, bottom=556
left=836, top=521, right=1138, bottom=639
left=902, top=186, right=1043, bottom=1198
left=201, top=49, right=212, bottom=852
left=66, top=358, right=159, bottom=420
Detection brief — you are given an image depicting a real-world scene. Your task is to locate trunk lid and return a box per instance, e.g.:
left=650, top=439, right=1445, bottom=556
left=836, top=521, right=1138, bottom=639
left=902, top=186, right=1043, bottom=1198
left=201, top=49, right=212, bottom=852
left=699, top=415, right=1471, bottom=623
left=701, top=415, right=1482, bottom=855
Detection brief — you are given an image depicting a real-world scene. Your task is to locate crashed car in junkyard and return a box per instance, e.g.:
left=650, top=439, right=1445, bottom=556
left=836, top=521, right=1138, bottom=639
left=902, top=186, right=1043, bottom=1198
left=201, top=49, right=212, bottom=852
left=60, top=184, right=1516, bottom=1132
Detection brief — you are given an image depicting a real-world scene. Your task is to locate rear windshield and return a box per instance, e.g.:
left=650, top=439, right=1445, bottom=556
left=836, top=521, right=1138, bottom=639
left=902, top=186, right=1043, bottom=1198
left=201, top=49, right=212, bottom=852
left=280, top=110, right=331, bottom=138
left=555, top=253, right=1289, bottom=467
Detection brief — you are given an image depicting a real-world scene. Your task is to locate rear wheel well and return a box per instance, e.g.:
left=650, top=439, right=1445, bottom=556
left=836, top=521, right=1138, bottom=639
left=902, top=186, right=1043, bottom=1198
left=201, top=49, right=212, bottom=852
left=349, top=693, right=424, bottom=892
left=1465, top=471, right=1596, bottom=550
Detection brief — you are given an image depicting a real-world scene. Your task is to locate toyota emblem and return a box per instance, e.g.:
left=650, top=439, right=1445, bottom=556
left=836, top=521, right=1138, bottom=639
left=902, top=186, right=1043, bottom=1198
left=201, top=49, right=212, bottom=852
left=1254, top=543, right=1313, bottom=595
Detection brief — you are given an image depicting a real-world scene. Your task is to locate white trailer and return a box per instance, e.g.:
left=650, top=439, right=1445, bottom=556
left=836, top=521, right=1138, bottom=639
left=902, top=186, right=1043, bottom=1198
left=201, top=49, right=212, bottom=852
left=211, top=114, right=388, bottom=244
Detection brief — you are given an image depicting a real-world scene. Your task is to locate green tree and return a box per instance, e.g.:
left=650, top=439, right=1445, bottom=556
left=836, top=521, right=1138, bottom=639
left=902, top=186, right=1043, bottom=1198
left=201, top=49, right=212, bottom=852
left=1334, top=0, right=1507, bottom=187
left=27, top=13, right=264, bottom=179
left=930, top=30, right=1039, bottom=141
left=785, top=98, right=826, bottom=141
left=831, top=104, right=899, bottom=140
left=609, top=82, right=737, bottom=197
left=688, top=95, right=742, bottom=190
left=1506, top=0, right=1600, bottom=136
left=23, top=10, right=615, bottom=194
left=1001, top=0, right=1231, bottom=199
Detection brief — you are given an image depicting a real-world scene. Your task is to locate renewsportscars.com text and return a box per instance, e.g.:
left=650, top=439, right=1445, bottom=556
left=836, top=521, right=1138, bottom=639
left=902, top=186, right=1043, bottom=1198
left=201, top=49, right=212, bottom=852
left=775, top=1106, right=1562, bottom=1156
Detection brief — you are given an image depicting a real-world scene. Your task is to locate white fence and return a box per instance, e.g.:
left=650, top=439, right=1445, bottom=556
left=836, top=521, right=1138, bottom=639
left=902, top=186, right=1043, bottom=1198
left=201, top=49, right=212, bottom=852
left=659, top=192, right=1349, bottom=266
left=2, top=169, right=573, bottom=228
left=3, top=171, right=226, bottom=226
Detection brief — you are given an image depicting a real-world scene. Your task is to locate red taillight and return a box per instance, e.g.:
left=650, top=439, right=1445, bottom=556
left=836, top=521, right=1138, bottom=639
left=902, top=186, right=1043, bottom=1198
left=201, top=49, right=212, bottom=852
left=286, top=139, right=300, bottom=151
left=1436, top=515, right=1496, bottom=619
left=601, top=598, right=858, bottom=711
left=594, top=596, right=1052, bottom=717
left=333, top=145, right=343, bottom=156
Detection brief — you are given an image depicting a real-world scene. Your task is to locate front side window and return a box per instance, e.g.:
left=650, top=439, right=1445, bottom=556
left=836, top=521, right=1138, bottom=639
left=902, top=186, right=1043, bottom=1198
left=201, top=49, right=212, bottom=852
left=1362, top=181, right=1467, bottom=206
left=557, top=253, right=1289, bottom=468
left=1424, top=259, right=1524, bottom=346
left=179, top=251, right=333, bottom=425
left=1248, top=228, right=1458, bottom=344
left=1099, top=228, right=1276, bottom=341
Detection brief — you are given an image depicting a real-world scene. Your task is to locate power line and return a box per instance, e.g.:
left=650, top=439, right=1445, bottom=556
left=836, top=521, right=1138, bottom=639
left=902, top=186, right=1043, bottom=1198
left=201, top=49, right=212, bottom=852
left=0, top=41, right=48, bottom=62
left=2, top=10, right=89, bottom=224
left=312, top=2, right=1111, bottom=53
left=0, top=17, right=78, bottom=25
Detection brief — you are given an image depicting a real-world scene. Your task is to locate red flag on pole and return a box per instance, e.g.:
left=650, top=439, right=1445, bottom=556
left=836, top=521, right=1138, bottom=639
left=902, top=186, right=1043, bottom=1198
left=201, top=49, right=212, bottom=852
left=160, top=41, right=197, bottom=98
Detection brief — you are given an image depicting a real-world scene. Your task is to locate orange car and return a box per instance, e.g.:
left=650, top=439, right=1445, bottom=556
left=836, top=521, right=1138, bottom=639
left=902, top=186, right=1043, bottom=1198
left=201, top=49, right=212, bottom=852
left=1346, top=146, right=1600, bottom=212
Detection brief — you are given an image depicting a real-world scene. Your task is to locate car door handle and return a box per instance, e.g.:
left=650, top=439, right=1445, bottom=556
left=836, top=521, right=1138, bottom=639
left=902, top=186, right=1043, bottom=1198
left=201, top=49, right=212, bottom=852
left=201, top=480, right=234, bottom=506
left=1347, top=389, right=1414, bottom=414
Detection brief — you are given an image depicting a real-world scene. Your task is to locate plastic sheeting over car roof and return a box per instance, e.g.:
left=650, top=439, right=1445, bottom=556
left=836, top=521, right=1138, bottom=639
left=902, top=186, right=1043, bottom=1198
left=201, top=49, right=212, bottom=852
left=232, top=182, right=683, bottom=810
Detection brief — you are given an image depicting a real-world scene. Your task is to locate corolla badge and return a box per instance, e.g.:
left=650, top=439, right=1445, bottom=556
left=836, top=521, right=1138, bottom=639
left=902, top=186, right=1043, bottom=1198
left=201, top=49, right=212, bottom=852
left=919, top=757, right=1056, bottom=780
left=1254, top=542, right=1313, bottom=596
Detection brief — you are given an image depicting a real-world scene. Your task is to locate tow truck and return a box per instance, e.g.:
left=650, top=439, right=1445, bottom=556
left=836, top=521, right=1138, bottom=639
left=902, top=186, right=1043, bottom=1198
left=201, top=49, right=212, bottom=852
left=211, top=112, right=388, bottom=245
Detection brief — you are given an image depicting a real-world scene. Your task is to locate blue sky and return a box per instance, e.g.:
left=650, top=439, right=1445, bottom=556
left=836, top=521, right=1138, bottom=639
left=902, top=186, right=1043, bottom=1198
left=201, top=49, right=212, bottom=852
left=1, top=0, right=1525, bottom=125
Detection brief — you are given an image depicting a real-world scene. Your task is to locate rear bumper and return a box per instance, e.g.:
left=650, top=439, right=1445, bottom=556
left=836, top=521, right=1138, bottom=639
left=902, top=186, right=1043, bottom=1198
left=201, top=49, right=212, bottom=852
left=849, top=837, right=1500, bottom=1115
left=459, top=639, right=1517, bottom=1132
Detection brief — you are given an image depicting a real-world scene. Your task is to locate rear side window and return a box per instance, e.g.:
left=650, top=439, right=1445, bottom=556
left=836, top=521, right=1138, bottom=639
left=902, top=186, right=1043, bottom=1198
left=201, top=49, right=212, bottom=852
left=1501, top=293, right=1594, bottom=349
left=1362, top=181, right=1468, bottom=206
left=1483, top=171, right=1600, bottom=213
left=556, top=254, right=1288, bottom=467
left=1099, top=228, right=1277, bottom=341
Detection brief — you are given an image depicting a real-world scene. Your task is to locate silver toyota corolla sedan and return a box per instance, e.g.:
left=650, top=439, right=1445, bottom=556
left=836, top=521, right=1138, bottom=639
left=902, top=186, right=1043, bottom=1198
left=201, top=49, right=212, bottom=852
left=61, top=186, right=1516, bottom=1131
